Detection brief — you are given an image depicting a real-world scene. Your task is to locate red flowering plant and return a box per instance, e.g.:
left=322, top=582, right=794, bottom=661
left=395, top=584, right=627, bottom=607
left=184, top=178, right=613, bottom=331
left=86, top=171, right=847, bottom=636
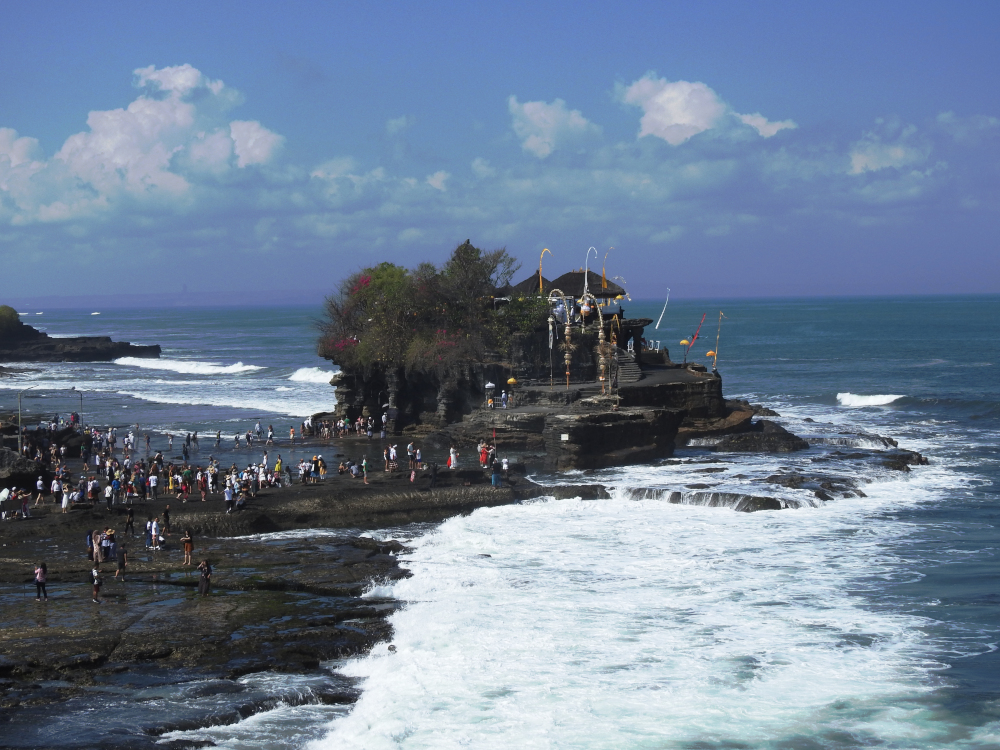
left=319, top=241, right=522, bottom=376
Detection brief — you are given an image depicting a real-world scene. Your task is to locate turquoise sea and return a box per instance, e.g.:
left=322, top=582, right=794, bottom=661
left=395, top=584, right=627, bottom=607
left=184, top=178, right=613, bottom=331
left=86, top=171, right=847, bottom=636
left=0, top=295, right=998, bottom=749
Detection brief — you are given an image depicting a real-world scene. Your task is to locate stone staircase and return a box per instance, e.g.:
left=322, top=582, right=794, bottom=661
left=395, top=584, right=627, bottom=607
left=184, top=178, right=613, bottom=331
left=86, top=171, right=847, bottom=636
left=616, top=348, right=643, bottom=383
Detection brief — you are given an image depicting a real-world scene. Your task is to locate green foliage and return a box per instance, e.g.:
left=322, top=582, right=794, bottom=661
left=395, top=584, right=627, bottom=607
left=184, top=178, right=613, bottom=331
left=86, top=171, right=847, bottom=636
left=499, top=295, right=551, bottom=334
left=0, top=305, right=21, bottom=332
left=319, top=241, right=528, bottom=375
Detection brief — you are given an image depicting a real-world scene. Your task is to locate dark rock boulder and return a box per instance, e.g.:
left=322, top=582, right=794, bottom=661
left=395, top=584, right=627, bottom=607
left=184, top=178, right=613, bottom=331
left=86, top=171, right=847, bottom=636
left=765, top=472, right=866, bottom=499
left=881, top=449, right=929, bottom=471
left=0, top=448, right=45, bottom=490
left=0, top=314, right=160, bottom=363
left=715, top=420, right=809, bottom=453
left=727, top=398, right=780, bottom=417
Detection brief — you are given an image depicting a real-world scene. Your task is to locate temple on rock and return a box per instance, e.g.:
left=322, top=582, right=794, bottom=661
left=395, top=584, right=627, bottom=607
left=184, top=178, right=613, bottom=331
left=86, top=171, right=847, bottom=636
left=319, top=240, right=788, bottom=470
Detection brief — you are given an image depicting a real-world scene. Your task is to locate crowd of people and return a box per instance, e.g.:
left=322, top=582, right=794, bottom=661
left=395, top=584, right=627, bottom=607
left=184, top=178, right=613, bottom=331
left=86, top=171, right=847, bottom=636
left=6, top=410, right=519, bottom=607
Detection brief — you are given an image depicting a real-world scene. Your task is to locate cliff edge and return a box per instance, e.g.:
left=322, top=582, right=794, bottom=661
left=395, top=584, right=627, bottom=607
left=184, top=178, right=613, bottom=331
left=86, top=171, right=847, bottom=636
left=0, top=305, right=161, bottom=362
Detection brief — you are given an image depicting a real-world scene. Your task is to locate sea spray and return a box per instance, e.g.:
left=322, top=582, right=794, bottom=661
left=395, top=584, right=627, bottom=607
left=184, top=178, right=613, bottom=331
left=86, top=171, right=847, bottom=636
left=312, top=477, right=959, bottom=750
left=114, top=357, right=264, bottom=375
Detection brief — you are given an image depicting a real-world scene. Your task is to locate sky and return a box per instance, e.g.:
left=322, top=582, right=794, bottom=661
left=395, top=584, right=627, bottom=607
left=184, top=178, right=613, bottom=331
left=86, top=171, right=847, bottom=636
left=1, top=0, right=998, bottom=302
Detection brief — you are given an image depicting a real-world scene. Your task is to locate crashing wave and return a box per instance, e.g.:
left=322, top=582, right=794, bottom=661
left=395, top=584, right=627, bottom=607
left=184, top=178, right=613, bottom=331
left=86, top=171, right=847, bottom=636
left=288, top=367, right=338, bottom=384
left=616, top=487, right=817, bottom=511
left=114, top=357, right=264, bottom=375
left=836, top=393, right=905, bottom=407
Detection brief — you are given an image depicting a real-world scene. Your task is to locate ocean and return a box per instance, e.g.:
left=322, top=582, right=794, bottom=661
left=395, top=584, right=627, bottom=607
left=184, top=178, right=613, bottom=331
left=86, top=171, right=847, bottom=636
left=1, top=296, right=998, bottom=749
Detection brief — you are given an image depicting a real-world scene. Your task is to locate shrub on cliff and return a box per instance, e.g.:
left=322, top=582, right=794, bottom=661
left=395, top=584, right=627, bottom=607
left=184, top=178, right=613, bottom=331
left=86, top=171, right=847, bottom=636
left=0, top=305, right=22, bottom=335
left=319, top=240, right=526, bottom=375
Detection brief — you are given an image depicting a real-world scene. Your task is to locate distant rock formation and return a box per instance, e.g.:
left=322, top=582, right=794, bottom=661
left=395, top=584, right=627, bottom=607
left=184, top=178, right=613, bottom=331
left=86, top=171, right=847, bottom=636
left=0, top=305, right=160, bottom=362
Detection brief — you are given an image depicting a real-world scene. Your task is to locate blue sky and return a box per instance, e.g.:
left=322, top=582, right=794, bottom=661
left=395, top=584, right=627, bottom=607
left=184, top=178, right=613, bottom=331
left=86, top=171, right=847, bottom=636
left=1, top=0, right=998, bottom=300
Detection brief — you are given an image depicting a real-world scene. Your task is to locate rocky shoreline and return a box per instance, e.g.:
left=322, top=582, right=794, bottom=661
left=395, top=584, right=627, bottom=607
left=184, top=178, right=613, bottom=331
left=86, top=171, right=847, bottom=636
left=0, top=456, right=609, bottom=749
left=0, top=312, right=160, bottom=363
left=0, top=420, right=929, bottom=748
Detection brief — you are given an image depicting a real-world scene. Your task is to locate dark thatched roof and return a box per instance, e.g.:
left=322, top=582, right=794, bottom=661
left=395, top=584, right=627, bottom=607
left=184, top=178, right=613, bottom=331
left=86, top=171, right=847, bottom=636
left=548, top=270, right=625, bottom=299
left=508, top=270, right=553, bottom=297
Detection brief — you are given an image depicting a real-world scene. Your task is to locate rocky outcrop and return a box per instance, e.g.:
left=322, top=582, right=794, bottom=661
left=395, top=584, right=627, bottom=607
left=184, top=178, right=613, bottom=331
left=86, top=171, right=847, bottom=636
left=714, top=420, right=810, bottom=453
left=0, top=317, right=160, bottom=362
left=0, top=448, right=45, bottom=490
left=541, top=408, right=686, bottom=471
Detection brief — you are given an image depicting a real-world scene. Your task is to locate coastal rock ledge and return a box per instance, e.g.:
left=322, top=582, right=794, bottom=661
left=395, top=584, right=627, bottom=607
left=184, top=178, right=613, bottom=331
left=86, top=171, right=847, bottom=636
left=0, top=306, right=160, bottom=362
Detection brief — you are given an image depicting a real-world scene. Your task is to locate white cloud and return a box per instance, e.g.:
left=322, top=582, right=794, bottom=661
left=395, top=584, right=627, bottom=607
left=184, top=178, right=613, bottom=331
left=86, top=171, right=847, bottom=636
left=426, top=170, right=450, bottom=191
left=622, top=75, right=726, bottom=145
left=135, top=63, right=224, bottom=96
left=398, top=227, right=424, bottom=242
left=737, top=112, right=797, bottom=138
left=386, top=116, right=411, bottom=135
left=935, top=111, right=1000, bottom=143
left=849, top=121, right=928, bottom=174
left=187, top=128, right=234, bottom=171
left=230, top=120, right=284, bottom=167
left=622, top=74, right=797, bottom=145
left=508, top=96, right=600, bottom=158
left=0, top=64, right=285, bottom=224
left=0, top=128, right=41, bottom=169
left=649, top=226, right=684, bottom=243
left=471, top=157, right=496, bottom=178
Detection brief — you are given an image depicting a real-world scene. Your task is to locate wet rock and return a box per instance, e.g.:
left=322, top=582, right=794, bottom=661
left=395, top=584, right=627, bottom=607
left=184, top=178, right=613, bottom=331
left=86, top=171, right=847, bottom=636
left=0, top=318, right=160, bottom=363
left=0, top=447, right=46, bottom=488
left=715, top=420, right=809, bottom=453
left=881, top=449, right=929, bottom=471
left=352, top=537, right=405, bottom=554
left=764, top=472, right=862, bottom=499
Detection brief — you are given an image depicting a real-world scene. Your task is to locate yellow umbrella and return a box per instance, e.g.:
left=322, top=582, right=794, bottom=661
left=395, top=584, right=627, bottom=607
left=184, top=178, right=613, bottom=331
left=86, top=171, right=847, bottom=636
left=706, top=350, right=716, bottom=357
left=680, top=339, right=690, bottom=345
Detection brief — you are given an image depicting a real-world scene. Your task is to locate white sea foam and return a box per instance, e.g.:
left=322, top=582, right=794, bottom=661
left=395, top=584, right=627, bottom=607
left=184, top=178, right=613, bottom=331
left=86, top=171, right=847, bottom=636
left=289, top=367, right=338, bottom=384
left=114, top=388, right=333, bottom=418
left=114, top=357, right=264, bottom=375
left=837, top=392, right=905, bottom=407
left=313, top=468, right=967, bottom=750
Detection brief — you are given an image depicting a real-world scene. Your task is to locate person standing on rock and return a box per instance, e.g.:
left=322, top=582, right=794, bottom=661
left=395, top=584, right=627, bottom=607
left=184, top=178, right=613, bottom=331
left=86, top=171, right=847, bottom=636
left=48, top=476, right=60, bottom=507
left=34, top=476, right=46, bottom=507
left=115, top=545, right=128, bottom=582
left=34, top=562, right=47, bottom=601
left=197, top=559, right=212, bottom=596
left=162, top=505, right=171, bottom=535
left=92, top=565, right=103, bottom=603
left=124, top=507, right=135, bottom=537
left=362, top=455, right=369, bottom=484
left=180, top=529, right=194, bottom=566
left=449, top=445, right=459, bottom=470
